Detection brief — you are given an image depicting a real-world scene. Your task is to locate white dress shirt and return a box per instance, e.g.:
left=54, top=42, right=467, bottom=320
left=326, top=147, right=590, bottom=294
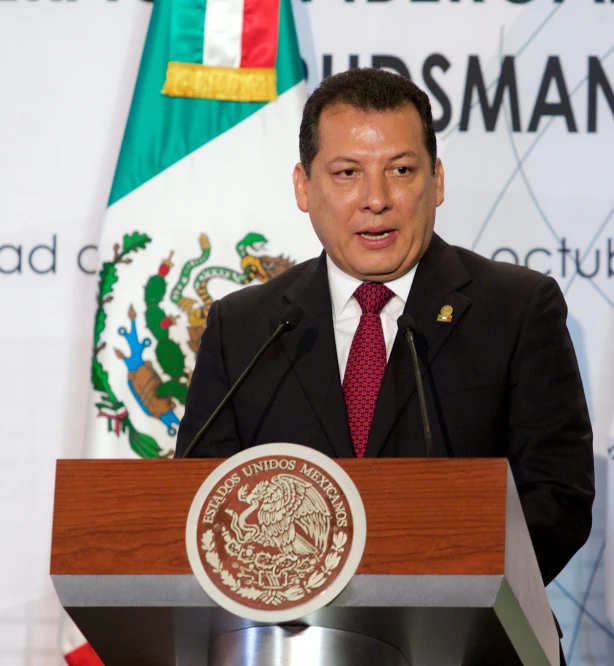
left=326, top=256, right=417, bottom=382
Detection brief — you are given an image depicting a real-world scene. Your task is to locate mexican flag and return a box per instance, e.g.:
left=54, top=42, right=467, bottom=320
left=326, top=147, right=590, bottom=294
left=84, top=0, right=320, bottom=462
left=62, top=0, right=320, bottom=662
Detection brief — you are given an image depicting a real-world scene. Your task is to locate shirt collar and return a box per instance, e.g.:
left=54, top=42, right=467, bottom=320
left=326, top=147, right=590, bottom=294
left=326, top=255, right=417, bottom=321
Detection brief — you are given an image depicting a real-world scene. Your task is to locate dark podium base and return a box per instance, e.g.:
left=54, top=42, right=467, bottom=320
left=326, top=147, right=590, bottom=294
left=59, top=572, right=556, bottom=666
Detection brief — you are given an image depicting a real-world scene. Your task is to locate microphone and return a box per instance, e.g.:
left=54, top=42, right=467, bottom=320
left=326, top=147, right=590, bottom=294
left=397, top=314, right=434, bottom=457
left=181, top=304, right=303, bottom=459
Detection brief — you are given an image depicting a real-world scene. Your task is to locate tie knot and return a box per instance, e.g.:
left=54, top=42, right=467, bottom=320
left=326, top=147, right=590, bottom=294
left=354, top=282, right=394, bottom=315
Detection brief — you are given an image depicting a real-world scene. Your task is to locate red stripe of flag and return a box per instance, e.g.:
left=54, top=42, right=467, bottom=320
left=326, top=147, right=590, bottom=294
left=240, top=0, right=281, bottom=69
left=64, top=643, right=105, bottom=666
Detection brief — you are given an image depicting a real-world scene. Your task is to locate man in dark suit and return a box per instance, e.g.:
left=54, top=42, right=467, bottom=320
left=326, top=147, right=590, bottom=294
left=177, top=68, right=594, bottom=602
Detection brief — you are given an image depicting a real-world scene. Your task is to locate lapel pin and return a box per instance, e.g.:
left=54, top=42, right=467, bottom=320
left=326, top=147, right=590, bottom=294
left=437, top=304, right=453, bottom=323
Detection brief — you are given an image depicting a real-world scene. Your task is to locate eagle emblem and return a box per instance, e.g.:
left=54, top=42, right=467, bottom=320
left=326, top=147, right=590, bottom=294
left=190, top=449, right=364, bottom=618
left=91, top=231, right=293, bottom=458
left=226, top=474, right=331, bottom=557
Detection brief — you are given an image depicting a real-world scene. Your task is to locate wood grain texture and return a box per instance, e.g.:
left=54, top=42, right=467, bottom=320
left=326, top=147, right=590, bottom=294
left=51, top=458, right=508, bottom=576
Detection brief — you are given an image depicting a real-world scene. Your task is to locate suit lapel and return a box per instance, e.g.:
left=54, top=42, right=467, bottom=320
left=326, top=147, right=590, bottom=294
left=366, top=234, right=473, bottom=457
left=275, top=254, right=355, bottom=458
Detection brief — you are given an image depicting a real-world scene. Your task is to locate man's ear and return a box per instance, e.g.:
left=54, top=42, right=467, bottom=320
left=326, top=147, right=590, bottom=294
left=293, top=163, right=309, bottom=213
left=435, top=157, right=445, bottom=208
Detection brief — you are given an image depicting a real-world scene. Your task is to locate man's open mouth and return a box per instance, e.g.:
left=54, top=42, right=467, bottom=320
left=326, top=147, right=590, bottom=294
left=359, top=231, right=392, bottom=240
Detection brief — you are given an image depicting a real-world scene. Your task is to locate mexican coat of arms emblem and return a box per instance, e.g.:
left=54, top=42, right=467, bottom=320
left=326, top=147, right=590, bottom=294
left=186, top=443, right=367, bottom=622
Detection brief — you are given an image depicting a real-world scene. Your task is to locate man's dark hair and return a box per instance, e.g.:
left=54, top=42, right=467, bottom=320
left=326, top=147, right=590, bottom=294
left=299, top=68, right=437, bottom=178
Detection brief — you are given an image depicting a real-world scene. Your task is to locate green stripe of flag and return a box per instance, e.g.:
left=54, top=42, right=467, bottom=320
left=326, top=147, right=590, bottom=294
left=109, top=0, right=304, bottom=207
left=169, top=0, right=207, bottom=65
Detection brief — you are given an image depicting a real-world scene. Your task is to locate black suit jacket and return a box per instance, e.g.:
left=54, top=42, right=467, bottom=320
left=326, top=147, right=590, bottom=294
left=177, top=233, right=594, bottom=586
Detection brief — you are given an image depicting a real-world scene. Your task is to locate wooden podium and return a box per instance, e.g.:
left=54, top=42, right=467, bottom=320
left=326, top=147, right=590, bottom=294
left=51, top=458, right=559, bottom=666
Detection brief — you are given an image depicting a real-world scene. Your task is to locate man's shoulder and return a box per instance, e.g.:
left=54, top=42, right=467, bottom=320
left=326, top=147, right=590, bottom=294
left=437, top=238, right=566, bottom=320
left=450, top=241, right=549, bottom=291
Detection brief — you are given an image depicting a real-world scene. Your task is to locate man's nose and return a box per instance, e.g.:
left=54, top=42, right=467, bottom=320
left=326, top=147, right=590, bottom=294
left=361, top=172, right=392, bottom=214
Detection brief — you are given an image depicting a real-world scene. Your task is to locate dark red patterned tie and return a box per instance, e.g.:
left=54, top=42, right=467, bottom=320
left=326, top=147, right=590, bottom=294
left=343, top=282, right=394, bottom=458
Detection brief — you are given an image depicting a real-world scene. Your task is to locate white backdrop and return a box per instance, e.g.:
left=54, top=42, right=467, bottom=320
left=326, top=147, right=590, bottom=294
left=1, top=1, right=613, bottom=664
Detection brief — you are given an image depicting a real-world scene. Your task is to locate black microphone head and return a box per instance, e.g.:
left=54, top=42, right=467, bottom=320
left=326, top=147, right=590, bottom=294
left=278, top=304, right=303, bottom=331
left=397, top=313, right=416, bottom=333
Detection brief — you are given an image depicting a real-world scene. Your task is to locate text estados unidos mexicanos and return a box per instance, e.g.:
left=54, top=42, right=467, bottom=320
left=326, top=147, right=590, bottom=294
left=201, top=458, right=348, bottom=528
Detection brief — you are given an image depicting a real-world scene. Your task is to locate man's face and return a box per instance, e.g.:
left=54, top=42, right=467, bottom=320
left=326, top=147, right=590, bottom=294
left=293, top=103, right=444, bottom=282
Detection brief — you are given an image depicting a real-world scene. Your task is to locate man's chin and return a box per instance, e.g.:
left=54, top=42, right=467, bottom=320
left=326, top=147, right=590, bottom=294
left=346, top=261, right=410, bottom=283
left=344, top=244, right=424, bottom=282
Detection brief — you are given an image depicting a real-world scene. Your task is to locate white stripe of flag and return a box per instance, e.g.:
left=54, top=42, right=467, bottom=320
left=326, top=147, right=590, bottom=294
left=203, top=0, right=245, bottom=68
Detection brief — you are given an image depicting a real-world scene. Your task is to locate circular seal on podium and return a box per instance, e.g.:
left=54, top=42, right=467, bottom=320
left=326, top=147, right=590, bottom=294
left=186, top=443, right=367, bottom=622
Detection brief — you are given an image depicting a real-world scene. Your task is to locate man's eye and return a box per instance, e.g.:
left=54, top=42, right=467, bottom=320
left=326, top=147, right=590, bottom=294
left=339, top=169, right=355, bottom=177
left=394, top=166, right=413, bottom=175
